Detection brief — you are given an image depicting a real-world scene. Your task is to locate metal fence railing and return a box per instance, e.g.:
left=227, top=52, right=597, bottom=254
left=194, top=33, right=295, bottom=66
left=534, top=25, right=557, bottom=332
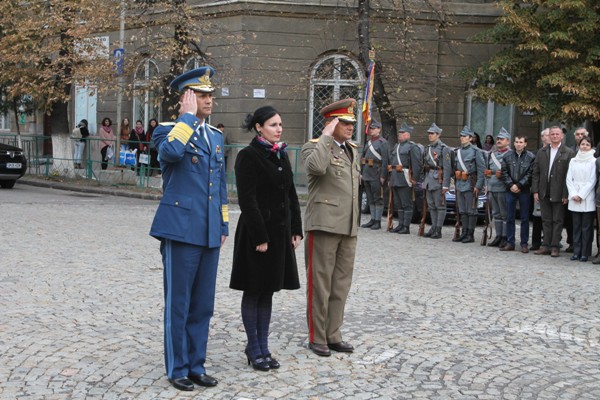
left=0, top=133, right=307, bottom=193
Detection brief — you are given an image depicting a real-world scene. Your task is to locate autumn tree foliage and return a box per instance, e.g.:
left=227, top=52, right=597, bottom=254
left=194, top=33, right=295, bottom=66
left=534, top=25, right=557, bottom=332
left=469, top=0, right=600, bottom=123
left=0, top=0, right=121, bottom=134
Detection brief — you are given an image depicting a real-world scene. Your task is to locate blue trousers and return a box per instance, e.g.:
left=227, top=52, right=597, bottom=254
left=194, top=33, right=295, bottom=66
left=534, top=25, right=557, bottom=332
left=505, top=190, right=530, bottom=246
left=161, top=239, right=220, bottom=379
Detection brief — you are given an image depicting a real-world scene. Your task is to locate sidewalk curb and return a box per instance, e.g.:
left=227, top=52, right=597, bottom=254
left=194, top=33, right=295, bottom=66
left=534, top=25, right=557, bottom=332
left=19, top=177, right=254, bottom=204
left=19, top=178, right=164, bottom=201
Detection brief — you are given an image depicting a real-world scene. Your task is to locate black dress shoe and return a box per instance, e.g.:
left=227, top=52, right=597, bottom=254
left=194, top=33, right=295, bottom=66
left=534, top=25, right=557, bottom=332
left=309, top=342, right=331, bottom=357
left=565, top=245, right=574, bottom=253
left=168, top=377, right=194, bottom=391
left=188, top=374, right=218, bottom=387
left=264, top=354, right=280, bottom=369
left=244, top=347, right=270, bottom=371
left=328, top=341, right=354, bottom=353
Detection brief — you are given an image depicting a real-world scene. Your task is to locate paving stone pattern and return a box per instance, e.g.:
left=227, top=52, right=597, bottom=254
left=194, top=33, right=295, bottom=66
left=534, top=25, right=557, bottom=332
left=1, top=184, right=600, bottom=399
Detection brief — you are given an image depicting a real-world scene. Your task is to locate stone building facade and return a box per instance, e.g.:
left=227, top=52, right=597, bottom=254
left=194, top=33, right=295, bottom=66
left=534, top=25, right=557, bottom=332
left=2, top=1, right=547, bottom=156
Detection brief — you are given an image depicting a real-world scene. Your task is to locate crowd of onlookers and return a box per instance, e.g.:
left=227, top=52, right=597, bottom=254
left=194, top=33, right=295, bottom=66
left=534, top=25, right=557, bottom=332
left=71, top=117, right=232, bottom=176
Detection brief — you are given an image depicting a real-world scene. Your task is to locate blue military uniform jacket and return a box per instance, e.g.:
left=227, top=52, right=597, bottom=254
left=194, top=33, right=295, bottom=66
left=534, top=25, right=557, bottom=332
left=150, top=113, right=229, bottom=248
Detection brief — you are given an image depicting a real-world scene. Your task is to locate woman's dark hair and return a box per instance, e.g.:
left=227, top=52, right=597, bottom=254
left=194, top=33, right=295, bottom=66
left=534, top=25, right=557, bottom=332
left=243, top=106, right=279, bottom=133
left=79, top=119, right=88, bottom=128
left=579, top=136, right=593, bottom=147
left=148, top=118, right=158, bottom=130
left=102, top=117, right=112, bottom=126
left=136, top=119, right=143, bottom=125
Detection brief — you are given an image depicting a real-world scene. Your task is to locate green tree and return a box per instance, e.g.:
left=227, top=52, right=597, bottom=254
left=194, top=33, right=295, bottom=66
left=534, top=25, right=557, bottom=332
left=468, top=0, right=600, bottom=123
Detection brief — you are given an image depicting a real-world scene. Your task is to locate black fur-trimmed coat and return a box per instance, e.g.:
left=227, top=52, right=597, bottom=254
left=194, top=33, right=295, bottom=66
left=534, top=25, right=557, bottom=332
left=230, top=138, right=302, bottom=293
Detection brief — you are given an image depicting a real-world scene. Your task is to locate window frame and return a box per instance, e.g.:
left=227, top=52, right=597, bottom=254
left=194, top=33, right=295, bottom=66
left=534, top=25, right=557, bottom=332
left=308, top=54, right=365, bottom=143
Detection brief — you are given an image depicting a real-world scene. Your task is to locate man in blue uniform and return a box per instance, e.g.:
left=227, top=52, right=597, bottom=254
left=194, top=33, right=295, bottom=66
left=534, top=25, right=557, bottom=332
left=149, top=66, right=229, bottom=391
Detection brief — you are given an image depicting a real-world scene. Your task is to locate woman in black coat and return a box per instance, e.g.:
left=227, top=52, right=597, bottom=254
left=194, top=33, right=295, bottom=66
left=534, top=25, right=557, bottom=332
left=230, top=106, right=303, bottom=371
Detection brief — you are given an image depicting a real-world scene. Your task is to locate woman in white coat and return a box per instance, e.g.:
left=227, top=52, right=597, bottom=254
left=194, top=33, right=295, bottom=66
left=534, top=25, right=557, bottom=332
left=566, top=136, right=597, bottom=262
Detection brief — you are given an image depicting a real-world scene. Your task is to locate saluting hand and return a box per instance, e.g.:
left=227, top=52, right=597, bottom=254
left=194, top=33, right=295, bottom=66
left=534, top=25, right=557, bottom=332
left=179, top=89, right=197, bottom=116
left=322, top=118, right=339, bottom=137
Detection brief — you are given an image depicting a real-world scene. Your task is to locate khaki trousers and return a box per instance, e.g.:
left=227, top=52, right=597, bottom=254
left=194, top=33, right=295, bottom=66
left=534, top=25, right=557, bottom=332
left=305, top=230, right=357, bottom=345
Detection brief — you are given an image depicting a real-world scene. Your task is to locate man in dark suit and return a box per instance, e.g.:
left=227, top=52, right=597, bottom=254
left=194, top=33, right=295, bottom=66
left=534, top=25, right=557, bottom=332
left=531, top=126, right=575, bottom=257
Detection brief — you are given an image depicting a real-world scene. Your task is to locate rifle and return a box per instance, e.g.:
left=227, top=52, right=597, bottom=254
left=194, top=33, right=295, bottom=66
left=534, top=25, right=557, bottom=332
left=387, top=182, right=394, bottom=231
left=418, top=189, right=427, bottom=236
left=480, top=197, right=492, bottom=245
left=453, top=197, right=461, bottom=241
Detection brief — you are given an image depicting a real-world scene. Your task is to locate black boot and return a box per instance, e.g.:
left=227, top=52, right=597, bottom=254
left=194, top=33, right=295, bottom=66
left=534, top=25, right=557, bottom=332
left=453, top=228, right=466, bottom=242
left=361, top=219, right=375, bottom=228
left=462, top=229, right=475, bottom=243
left=488, top=236, right=502, bottom=247
left=424, top=227, right=434, bottom=237
left=371, top=220, right=381, bottom=230
left=397, top=226, right=410, bottom=234
left=430, top=227, right=442, bottom=239
left=499, top=236, right=507, bottom=248
left=391, top=224, right=403, bottom=233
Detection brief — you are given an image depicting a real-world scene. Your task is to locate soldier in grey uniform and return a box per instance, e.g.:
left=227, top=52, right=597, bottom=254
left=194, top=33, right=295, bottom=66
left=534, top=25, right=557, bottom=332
left=360, top=119, right=389, bottom=230
left=485, top=127, right=511, bottom=248
left=444, top=126, right=485, bottom=243
left=387, top=122, right=422, bottom=234
left=422, top=123, right=450, bottom=239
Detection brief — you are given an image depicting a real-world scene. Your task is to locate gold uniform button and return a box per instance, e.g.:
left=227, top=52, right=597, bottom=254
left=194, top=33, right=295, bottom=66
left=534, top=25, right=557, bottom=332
left=209, top=196, right=212, bottom=200
left=209, top=182, right=213, bottom=187
left=175, top=202, right=179, bottom=206
left=210, top=169, right=213, bottom=173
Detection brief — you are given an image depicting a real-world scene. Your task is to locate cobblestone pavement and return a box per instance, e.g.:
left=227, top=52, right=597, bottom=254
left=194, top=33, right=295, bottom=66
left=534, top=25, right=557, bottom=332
left=2, top=184, right=600, bottom=400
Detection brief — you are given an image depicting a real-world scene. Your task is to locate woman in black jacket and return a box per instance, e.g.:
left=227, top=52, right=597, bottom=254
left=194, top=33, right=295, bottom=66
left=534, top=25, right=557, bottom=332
left=230, top=106, right=303, bottom=371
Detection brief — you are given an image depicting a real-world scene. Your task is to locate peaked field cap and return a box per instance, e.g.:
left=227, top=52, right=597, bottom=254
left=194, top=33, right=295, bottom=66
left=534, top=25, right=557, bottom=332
left=170, top=66, right=215, bottom=93
left=427, top=123, right=442, bottom=135
left=398, top=122, right=414, bottom=134
left=320, top=98, right=357, bottom=123
left=369, top=119, right=382, bottom=128
left=497, top=127, right=511, bottom=140
left=459, top=125, right=473, bottom=136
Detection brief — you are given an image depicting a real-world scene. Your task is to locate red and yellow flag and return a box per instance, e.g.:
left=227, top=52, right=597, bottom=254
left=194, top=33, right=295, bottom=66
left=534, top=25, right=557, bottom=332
left=362, top=50, right=375, bottom=135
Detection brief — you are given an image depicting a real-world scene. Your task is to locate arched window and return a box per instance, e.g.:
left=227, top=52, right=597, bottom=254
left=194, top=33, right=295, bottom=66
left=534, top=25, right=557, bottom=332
left=308, top=54, right=365, bottom=142
left=133, top=59, right=161, bottom=127
left=184, top=56, right=207, bottom=71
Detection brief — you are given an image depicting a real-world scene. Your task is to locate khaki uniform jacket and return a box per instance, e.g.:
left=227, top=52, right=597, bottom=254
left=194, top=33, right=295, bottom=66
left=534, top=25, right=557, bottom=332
left=302, top=135, right=360, bottom=237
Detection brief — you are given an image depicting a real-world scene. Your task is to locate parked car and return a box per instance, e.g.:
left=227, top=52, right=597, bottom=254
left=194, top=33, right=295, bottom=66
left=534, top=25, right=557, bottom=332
left=360, top=180, right=425, bottom=224
left=444, top=184, right=487, bottom=221
left=0, top=143, right=27, bottom=189
left=360, top=181, right=486, bottom=224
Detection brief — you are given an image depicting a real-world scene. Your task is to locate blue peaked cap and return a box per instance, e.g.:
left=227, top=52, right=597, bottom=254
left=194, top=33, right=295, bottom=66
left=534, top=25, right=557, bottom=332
left=170, top=66, right=215, bottom=93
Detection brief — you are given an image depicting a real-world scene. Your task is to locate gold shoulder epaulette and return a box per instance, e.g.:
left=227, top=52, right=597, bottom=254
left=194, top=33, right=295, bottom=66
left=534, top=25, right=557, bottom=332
left=348, top=141, right=358, bottom=148
left=159, top=122, right=176, bottom=126
left=309, top=139, right=319, bottom=143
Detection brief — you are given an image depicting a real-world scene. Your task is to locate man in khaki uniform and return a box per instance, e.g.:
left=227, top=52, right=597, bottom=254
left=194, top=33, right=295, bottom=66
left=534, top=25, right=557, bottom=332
left=302, top=98, right=360, bottom=357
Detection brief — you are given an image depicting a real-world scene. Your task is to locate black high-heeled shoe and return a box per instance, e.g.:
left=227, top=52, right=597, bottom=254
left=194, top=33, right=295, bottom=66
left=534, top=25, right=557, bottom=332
left=244, top=348, right=270, bottom=371
left=264, top=354, right=280, bottom=369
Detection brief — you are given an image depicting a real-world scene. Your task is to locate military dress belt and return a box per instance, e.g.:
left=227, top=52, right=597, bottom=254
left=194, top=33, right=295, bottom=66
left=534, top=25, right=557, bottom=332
left=455, top=170, right=475, bottom=181
left=361, top=158, right=381, bottom=166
